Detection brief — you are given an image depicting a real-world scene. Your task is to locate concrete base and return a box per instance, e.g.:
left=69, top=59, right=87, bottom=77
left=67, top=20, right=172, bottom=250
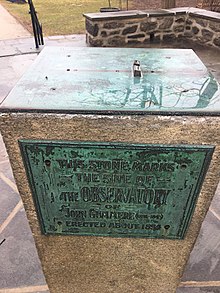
left=0, top=113, right=220, bottom=293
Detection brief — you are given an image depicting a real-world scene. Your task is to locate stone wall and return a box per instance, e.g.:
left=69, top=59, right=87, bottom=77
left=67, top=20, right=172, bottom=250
left=84, top=8, right=220, bottom=49
left=187, top=13, right=220, bottom=47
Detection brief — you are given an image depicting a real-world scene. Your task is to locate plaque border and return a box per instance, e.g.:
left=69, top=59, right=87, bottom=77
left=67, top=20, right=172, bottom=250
left=19, top=140, right=214, bottom=240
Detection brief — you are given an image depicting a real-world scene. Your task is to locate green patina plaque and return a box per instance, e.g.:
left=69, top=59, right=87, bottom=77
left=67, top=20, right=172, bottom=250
left=19, top=140, right=214, bottom=239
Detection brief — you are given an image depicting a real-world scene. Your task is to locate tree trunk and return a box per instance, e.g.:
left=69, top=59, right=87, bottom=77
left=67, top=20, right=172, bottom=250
left=161, top=0, right=176, bottom=8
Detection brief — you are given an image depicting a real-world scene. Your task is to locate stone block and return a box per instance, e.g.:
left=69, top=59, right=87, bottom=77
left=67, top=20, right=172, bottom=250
left=103, top=22, right=124, bottom=29
left=127, top=33, right=145, bottom=39
left=107, top=36, right=125, bottom=46
left=174, top=25, right=185, bottom=32
left=86, top=20, right=99, bottom=37
left=201, top=29, right=214, bottom=42
left=209, top=21, right=220, bottom=32
left=88, top=36, right=103, bottom=47
left=122, top=25, right=138, bottom=35
left=184, top=31, right=193, bottom=38
left=192, top=26, right=200, bottom=35
left=158, top=17, right=174, bottom=30
left=109, top=30, right=121, bottom=36
left=213, top=37, right=220, bottom=47
left=127, top=40, right=142, bottom=45
left=195, top=18, right=208, bottom=27
left=140, top=21, right=158, bottom=32
left=186, top=19, right=193, bottom=25
left=101, top=31, right=107, bottom=37
left=163, top=33, right=176, bottom=42
left=175, top=17, right=186, bottom=24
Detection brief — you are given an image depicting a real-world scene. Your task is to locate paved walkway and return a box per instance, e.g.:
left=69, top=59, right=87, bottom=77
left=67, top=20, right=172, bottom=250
left=0, top=4, right=220, bottom=293
left=0, top=4, right=30, bottom=40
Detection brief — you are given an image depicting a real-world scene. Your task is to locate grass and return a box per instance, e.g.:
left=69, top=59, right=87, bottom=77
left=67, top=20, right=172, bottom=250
left=0, top=0, right=131, bottom=35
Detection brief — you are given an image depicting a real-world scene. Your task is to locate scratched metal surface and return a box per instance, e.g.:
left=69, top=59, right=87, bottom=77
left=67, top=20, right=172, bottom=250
left=0, top=47, right=219, bottom=114
left=19, top=140, right=213, bottom=239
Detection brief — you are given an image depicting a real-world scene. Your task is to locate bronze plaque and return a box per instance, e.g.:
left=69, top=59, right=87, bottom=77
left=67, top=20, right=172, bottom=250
left=19, top=140, right=214, bottom=239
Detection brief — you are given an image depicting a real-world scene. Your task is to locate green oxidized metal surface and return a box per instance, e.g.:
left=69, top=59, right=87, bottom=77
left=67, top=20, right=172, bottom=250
left=0, top=47, right=220, bottom=115
left=19, top=140, right=214, bottom=239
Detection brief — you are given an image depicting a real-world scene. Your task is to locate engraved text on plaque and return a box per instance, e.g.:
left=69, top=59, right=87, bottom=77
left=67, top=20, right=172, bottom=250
left=19, top=141, right=214, bottom=239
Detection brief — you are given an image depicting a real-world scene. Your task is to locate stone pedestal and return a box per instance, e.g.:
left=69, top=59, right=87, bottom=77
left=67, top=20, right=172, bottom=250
left=0, top=47, right=220, bottom=293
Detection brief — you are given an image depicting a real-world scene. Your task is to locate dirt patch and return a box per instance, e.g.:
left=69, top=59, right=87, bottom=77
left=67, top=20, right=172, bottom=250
left=130, top=0, right=198, bottom=10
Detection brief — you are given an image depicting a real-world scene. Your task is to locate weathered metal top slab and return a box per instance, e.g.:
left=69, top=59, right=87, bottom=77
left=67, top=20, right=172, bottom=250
left=1, top=47, right=220, bottom=115
left=19, top=140, right=214, bottom=239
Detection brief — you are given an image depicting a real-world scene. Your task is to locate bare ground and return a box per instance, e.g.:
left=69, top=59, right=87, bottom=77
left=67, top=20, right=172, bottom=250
left=130, top=0, right=198, bottom=10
